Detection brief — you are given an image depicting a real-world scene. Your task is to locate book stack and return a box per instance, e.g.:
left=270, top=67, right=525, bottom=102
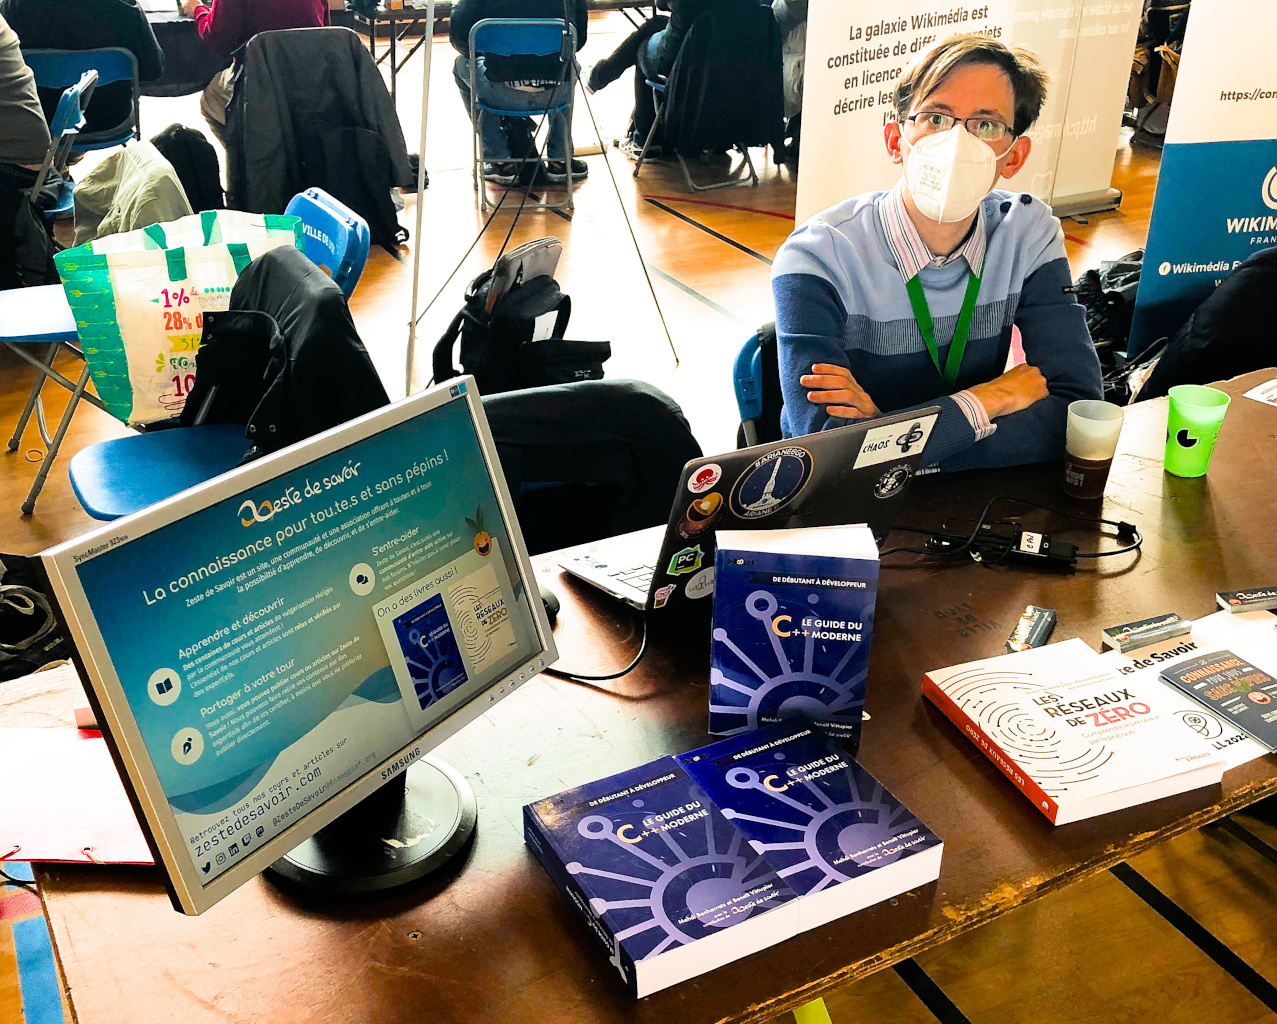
left=524, top=719, right=941, bottom=997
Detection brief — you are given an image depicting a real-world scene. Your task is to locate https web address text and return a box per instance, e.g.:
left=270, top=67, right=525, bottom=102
left=1221, top=88, right=1276, bottom=102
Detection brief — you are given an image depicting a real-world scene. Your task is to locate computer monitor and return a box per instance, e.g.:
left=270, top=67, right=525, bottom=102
left=41, top=378, right=557, bottom=915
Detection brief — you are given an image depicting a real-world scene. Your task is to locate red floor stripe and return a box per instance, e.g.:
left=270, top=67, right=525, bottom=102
left=0, top=889, right=42, bottom=923
left=1063, top=233, right=1094, bottom=249
left=641, top=194, right=795, bottom=221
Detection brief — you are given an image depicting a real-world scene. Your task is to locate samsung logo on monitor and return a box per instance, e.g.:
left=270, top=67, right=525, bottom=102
left=381, top=746, right=423, bottom=782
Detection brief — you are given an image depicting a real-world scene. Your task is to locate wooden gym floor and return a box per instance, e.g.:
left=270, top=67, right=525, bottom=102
left=9, top=14, right=1277, bottom=1024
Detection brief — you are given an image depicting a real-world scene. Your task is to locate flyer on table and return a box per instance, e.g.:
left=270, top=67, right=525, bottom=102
left=72, top=397, right=539, bottom=885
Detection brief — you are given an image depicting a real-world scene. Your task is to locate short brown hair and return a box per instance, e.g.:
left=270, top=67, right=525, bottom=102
left=893, top=35, right=1049, bottom=137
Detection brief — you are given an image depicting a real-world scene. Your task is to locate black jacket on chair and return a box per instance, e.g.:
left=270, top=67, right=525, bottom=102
left=224, top=27, right=412, bottom=251
left=482, top=380, right=702, bottom=555
left=1137, top=246, right=1277, bottom=400
left=181, top=245, right=389, bottom=461
left=661, top=3, right=784, bottom=155
left=1, top=0, right=162, bottom=133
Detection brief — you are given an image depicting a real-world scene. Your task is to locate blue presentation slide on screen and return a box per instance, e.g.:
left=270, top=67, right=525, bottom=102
left=73, top=396, right=539, bottom=885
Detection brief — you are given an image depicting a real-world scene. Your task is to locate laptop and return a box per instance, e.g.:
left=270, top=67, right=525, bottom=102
left=560, top=407, right=941, bottom=612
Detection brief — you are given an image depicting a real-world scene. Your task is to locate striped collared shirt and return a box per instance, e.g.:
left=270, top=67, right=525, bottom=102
left=875, top=181, right=995, bottom=445
left=877, top=180, right=987, bottom=281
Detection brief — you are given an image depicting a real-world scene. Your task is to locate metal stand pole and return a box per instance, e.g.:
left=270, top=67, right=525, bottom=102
left=404, top=0, right=436, bottom=397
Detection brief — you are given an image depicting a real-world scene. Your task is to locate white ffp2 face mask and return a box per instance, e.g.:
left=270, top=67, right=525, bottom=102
left=904, top=124, right=998, bottom=224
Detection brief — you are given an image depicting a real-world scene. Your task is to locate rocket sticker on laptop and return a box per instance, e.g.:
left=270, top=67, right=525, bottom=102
left=728, top=446, right=814, bottom=520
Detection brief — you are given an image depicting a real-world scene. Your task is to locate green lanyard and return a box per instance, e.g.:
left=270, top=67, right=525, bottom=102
left=904, top=271, right=982, bottom=390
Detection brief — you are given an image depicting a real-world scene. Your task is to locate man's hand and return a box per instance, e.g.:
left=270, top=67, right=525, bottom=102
left=179, top=0, right=201, bottom=19
left=968, top=363, right=1049, bottom=419
left=800, top=363, right=880, bottom=420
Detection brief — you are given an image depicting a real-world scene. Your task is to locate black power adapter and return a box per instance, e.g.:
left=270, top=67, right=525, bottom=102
left=923, top=528, right=1079, bottom=569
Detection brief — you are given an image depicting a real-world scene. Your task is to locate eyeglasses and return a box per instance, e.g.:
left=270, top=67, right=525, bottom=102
left=905, top=111, right=1014, bottom=144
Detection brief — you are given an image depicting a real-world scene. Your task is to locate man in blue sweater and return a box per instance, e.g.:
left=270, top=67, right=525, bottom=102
left=772, top=35, right=1102, bottom=470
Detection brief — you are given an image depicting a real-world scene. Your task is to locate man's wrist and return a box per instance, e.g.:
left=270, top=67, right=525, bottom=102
left=966, top=381, right=1004, bottom=419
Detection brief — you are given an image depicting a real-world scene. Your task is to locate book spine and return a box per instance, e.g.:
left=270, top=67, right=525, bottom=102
left=522, top=806, right=637, bottom=994
left=921, top=673, right=1060, bottom=824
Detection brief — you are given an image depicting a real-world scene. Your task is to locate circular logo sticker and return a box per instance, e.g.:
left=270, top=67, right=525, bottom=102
left=685, top=567, right=715, bottom=600
left=729, top=447, right=813, bottom=519
left=874, top=464, right=913, bottom=499
left=687, top=463, right=722, bottom=494
left=678, top=491, right=723, bottom=538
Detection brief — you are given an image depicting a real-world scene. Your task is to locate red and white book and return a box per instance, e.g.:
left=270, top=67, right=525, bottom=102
left=921, top=638, right=1224, bottom=825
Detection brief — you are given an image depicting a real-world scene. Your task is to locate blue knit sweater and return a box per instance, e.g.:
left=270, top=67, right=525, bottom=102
left=772, top=188, right=1102, bottom=470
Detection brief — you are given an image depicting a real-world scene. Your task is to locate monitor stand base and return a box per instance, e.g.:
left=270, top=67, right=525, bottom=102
left=266, top=757, right=477, bottom=894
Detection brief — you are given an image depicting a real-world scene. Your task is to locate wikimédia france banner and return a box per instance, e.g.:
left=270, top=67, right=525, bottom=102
left=1128, top=0, right=1277, bottom=355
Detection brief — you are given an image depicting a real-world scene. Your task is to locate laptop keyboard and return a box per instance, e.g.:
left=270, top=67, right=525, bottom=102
left=607, top=564, right=656, bottom=592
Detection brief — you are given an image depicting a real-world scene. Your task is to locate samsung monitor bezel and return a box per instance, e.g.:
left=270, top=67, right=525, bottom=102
left=41, top=377, right=557, bottom=915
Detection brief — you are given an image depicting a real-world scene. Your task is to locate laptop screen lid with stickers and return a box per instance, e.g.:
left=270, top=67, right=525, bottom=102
left=561, top=407, right=940, bottom=612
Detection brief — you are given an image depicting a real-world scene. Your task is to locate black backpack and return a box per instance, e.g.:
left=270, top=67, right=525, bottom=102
left=0, top=167, right=60, bottom=291
left=150, top=123, right=225, bottom=212
left=432, top=268, right=610, bottom=396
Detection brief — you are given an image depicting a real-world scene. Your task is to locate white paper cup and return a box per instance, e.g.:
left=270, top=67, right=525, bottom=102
left=1064, top=400, right=1124, bottom=498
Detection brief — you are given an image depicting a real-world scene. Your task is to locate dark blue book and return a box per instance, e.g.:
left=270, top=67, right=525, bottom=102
left=710, top=526, right=880, bottom=743
left=678, top=718, right=943, bottom=931
left=523, top=756, right=801, bottom=998
left=1159, top=650, right=1277, bottom=751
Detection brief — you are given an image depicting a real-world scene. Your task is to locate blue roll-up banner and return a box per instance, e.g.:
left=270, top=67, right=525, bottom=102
left=1128, top=1, right=1277, bottom=355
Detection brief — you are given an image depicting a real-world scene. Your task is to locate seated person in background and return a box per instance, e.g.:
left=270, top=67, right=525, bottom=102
left=772, top=35, right=1102, bottom=471
left=0, top=0, right=163, bottom=136
left=449, top=0, right=588, bottom=186
left=0, top=12, right=48, bottom=173
left=178, top=0, right=329, bottom=144
left=1, top=11, right=55, bottom=289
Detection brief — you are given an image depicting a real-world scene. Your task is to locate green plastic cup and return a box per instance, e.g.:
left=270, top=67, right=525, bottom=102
left=1164, top=385, right=1231, bottom=477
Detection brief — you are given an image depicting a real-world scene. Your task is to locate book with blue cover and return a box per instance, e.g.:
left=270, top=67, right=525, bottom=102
left=523, top=755, right=801, bottom=998
left=678, top=718, right=943, bottom=931
left=710, top=526, right=880, bottom=742
left=524, top=719, right=942, bottom=996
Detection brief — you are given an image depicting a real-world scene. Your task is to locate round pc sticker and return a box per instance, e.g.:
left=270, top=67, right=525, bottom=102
left=687, top=463, right=721, bottom=494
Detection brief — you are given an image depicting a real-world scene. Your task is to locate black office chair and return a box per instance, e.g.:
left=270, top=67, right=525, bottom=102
left=482, top=380, right=702, bottom=556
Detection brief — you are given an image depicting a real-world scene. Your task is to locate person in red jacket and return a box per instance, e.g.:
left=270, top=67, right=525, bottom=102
left=178, top=0, right=329, bottom=143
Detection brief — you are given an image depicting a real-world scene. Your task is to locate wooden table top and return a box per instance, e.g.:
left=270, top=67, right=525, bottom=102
left=27, top=369, right=1277, bottom=1024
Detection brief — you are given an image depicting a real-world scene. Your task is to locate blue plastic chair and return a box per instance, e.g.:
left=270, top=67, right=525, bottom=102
left=29, top=71, right=98, bottom=224
left=0, top=284, right=105, bottom=515
left=733, top=331, right=765, bottom=447
left=22, top=48, right=140, bottom=151
left=64, top=190, right=372, bottom=520
left=468, top=18, right=577, bottom=213
left=68, top=424, right=251, bottom=521
left=284, top=188, right=370, bottom=298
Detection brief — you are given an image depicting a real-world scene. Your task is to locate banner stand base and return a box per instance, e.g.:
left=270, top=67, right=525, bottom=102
left=1051, top=187, right=1123, bottom=220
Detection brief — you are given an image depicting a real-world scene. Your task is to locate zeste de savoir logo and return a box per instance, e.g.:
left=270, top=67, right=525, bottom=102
left=238, top=460, right=363, bottom=526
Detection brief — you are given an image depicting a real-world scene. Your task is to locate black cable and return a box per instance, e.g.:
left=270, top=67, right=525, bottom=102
left=412, top=28, right=567, bottom=331
left=570, top=56, right=680, bottom=366
left=1, top=867, right=37, bottom=892
left=543, top=616, right=650, bottom=682
left=880, top=494, right=1142, bottom=563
